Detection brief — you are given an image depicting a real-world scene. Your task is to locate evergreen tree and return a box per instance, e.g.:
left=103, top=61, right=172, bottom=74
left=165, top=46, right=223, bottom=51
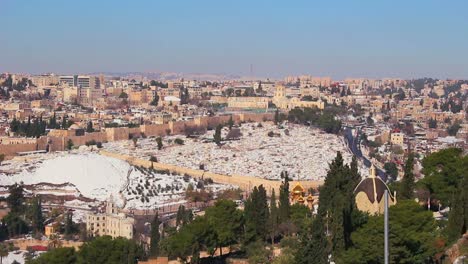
left=214, top=125, right=222, bottom=146
left=86, top=121, right=94, bottom=133
left=267, top=189, right=279, bottom=245
left=447, top=172, right=468, bottom=242
left=278, top=171, right=290, bottom=223
left=156, top=137, right=163, bottom=150
left=29, top=196, right=44, bottom=234
left=27, top=247, right=76, bottom=264
left=205, top=200, right=243, bottom=256
left=274, top=109, right=280, bottom=125
left=150, top=94, right=159, bottom=106
left=64, top=211, right=74, bottom=239
left=7, top=183, right=24, bottom=214
left=244, top=185, right=269, bottom=243
left=317, top=152, right=358, bottom=257
left=227, top=115, right=234, bottom=130
left=349, top=156, right=361, bottom=185
left=66, top=139, right=74, bottom=150
left=49, top=112, right=57, bottom=129
left=428, top=118, right=437, bottom=128
left=61, top=116, right=68, bottom=129
left=296, top=217, right=328, bottom=264
left=400, top=153, right=415, bottom=200
left=150, top=213, right=161, bottom=257
left=176, top=205, right=186, bottom=227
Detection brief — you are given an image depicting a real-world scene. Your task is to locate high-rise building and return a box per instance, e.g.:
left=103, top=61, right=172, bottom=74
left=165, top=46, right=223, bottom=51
left=59, top=75, right=76, bottom=87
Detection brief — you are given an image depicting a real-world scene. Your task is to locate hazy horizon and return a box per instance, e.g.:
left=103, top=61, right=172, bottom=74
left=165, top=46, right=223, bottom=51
left=1, top=0, right=468, bottom=80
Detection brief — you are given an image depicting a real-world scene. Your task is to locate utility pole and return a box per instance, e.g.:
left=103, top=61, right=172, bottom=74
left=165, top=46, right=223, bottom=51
left=384, top=190, right=389, bottom=264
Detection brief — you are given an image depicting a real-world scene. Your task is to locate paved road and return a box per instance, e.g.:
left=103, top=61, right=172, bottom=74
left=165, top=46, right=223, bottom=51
left=343, top=127, right=387, bottom=181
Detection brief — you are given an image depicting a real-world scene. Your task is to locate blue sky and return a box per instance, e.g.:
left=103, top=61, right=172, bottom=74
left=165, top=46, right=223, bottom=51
left=1, top=0, right=467, bottom=79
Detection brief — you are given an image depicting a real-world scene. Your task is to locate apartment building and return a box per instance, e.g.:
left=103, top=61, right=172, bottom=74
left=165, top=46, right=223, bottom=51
left=59, top=75, right=101, bottom=89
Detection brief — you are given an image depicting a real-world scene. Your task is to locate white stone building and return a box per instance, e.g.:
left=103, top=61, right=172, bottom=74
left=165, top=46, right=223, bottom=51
left=86, top=198, right=135, bottom=239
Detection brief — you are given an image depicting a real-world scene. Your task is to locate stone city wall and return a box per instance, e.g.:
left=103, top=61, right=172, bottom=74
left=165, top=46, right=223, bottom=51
left=0, top=143, right=39, bottom=157
left=0, top=113, right=274, bottom=157
left=64, top=131, right=108, bottom=149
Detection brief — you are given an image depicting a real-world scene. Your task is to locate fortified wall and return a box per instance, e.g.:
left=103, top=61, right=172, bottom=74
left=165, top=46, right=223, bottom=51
left=0, top=113, right=274, bottom=157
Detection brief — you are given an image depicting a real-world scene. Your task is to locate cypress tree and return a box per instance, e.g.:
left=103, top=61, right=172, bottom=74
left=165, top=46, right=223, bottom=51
left=268, top=189, right=279, bottom=245
left=214, top=125, right=222, bottom=146
left=86, top=121, right=94, bottom=133
left=278, top=171, right=290, bottom=223
left=176, top=205, right=185, bottom=227
left=61, top=116, right=67, bottom=129
left=150, top=213, right=161, bottom=257
left=228, top=115, right=234, bottom=130
left=30, top=196, right=44, bottom=234
left=64, top=211, right=74, bottom=238
left=447, top=192, right=464, bottom=242
left=274, top=109, right=280, bottom=125
left=244, top=186, right=258, bottom=243
left=317, top=152, right=358, bottom=256
left=257, top=185, right=269, bottom=240
left=447, top=173, right=468, bottom=242
left=7, top=183, right=24, bottom=214
left=400, top=153, right=415, bottom=200
left=244, top=185, right=269, bottom=243
left=156, top=137, right=163, bottom=150
left=49, top=112, right=57, bottom=129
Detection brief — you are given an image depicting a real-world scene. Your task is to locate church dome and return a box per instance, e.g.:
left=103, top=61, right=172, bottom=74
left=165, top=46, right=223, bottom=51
left=354, top=165, right=396, bottom=215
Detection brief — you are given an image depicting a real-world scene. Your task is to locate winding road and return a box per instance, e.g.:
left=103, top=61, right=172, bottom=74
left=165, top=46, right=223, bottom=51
left=343, top=127, right=387, bottom=181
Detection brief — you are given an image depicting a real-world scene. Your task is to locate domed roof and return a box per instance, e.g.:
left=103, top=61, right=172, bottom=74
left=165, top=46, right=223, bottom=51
left=354, top=176, right=390, bottom=204
left=354, top=165, right=395, bottom=205
left=292, top=183, right=304, bottom=194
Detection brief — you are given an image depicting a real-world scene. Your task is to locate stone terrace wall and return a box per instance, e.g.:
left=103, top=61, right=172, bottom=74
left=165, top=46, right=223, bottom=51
left=100, top=150, right=322, bottom=195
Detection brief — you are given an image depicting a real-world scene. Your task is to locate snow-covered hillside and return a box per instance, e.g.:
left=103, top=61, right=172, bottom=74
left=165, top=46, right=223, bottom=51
left=0, top=152, right=229, bottom=210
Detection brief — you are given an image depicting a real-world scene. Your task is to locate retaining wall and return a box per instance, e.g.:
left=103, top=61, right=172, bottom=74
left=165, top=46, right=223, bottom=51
left=99, top=150, right=323, bottom=195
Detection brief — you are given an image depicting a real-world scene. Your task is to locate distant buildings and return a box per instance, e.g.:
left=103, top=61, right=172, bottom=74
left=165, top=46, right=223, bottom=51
left=273, top=85, right=325, bottom=110
left=227, top=97, right=269, bottom=109
left=59, top=75, right=101, bottom=89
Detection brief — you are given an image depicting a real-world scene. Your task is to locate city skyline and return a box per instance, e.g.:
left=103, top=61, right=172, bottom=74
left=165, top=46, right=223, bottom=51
left=1, top=0, right=468, bottom=79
